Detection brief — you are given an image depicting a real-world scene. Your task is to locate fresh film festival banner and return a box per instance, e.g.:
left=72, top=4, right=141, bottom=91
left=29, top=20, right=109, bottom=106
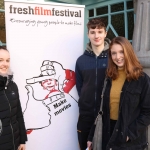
left=5, top=0, right=84, bottom=149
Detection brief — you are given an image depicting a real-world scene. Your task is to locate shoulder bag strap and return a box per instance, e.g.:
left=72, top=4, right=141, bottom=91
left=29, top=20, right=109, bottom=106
left=99, top=77, right=107, bottom=114
left=94, top=77, right=107, bottom=124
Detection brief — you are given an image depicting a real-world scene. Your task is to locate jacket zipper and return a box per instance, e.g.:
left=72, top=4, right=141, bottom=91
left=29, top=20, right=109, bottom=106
left=94, top=56, right=98, bottom=116
left=4, top=90, right=16, bottom=150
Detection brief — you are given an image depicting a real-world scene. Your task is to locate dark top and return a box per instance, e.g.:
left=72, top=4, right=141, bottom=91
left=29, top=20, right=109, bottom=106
left=0, top=75, right=27, bottom=150
left=75, top=46, right=108, bottom=141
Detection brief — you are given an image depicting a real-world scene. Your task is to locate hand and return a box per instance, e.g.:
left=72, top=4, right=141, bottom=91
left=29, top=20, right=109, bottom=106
left=126, top=136, right=129, bottom=141
left=87, top=141, right=92, bottom=150
left=51, top=61, right=66, bottom=91
left=41, top=61, right=66, bottom=92
left=18, top=144, right=25, bottom=150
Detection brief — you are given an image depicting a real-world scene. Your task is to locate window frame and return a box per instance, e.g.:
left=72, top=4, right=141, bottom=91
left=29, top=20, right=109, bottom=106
left=84, top=0, right=135, bottom=48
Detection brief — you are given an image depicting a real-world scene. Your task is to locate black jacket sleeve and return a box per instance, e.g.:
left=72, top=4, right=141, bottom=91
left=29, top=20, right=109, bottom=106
left=88, top=124, right=96, bottom=141
left=127, top=74, right=150, bottom=141
left=75, top=59, right=83, bottom=97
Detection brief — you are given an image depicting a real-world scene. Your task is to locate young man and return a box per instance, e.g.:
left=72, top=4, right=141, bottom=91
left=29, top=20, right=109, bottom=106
left=75, top=18, right=110, bottom=150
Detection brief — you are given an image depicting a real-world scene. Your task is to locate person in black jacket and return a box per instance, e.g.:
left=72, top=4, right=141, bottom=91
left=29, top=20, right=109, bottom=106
left=75, top=18, right=110, bottom=150
left=95, top=36, right=150, bottom=150
left=0, top=46, right=27, bottom=150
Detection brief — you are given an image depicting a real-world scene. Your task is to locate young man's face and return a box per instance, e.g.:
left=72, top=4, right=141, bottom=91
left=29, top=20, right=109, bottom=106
left=88, top=27, right=107, bottom=47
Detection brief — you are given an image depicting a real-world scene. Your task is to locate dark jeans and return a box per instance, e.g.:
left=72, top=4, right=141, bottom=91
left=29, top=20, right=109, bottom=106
left=77, top=116, right=94, bottom=150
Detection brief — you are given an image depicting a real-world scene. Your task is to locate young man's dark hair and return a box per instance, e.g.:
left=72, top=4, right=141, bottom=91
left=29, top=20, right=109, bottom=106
left=75, top=18, right=110, bottom=150
left=87, top=18, right=106, bottom=32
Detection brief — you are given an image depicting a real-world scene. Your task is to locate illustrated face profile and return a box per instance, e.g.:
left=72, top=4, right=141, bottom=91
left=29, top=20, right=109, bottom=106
left=41, top=79, right=57, bottom=91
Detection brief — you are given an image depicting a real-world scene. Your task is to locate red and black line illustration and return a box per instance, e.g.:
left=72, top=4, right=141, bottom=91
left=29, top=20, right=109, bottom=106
left=23, top=60, right=77, bottom=134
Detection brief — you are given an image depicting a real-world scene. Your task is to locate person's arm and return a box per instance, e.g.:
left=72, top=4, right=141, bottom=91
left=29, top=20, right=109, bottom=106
left=87, top=124, right=96, bottom=150
left=75, top=60, right=83, bottom=96
left=127, top=74, right=150, bottom=141
left=87, top=124, right=96, bottom=149
left=14, top=83, right=27, bottom=144
left=88, top=124, right=96, bottom=142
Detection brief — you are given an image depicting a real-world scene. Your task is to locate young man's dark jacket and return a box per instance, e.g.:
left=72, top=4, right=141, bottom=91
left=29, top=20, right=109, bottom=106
left=102, top=72, right=150, bottom=150
left=0, top=75, right=27, bottom=150
left=75, top=38, right=110, bottom=141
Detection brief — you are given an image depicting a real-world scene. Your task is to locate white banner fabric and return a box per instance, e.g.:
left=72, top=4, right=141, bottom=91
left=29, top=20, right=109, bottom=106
left=5, top=1, right=84, bottom=149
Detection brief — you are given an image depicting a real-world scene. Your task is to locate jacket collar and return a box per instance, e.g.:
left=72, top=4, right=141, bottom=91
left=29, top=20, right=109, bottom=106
left=86, top=38, right=110, bottom=52
left=85, top=38, right=110, bottom=58
left=0, top=73, right=13, bottom=90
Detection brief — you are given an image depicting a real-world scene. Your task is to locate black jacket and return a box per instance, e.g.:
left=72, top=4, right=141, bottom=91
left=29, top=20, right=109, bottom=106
left=103, top=73, right=150, bottom=150
left=75, top=39, right=110, bottom=120
left=0, top=75, right=27, bottom=150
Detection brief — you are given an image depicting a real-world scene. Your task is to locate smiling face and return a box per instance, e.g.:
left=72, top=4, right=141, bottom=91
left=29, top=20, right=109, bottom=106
left=41, top=79, right=57, bottom=91
left=88, top=27, right=107, bottom=48
left=110, top=44, right=125, bottom=68
left=0, top=49, right=10, bottom=75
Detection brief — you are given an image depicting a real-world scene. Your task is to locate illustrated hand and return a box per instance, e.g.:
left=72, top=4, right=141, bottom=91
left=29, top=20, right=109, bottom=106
left=18, top=144, right=25, bottom=150
left=41, top=60, right=66, bottom=92
left=87, top=141, right=92, bottom=150
left=51, top=61, right=66, bottom=92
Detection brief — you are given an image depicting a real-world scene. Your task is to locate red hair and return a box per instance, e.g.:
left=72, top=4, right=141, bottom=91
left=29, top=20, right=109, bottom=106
left=107, top=36, right=143, bottom=81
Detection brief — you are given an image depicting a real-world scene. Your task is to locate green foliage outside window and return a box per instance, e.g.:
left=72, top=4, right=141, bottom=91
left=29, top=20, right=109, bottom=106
left=0, top=0, right=6, bottom=44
